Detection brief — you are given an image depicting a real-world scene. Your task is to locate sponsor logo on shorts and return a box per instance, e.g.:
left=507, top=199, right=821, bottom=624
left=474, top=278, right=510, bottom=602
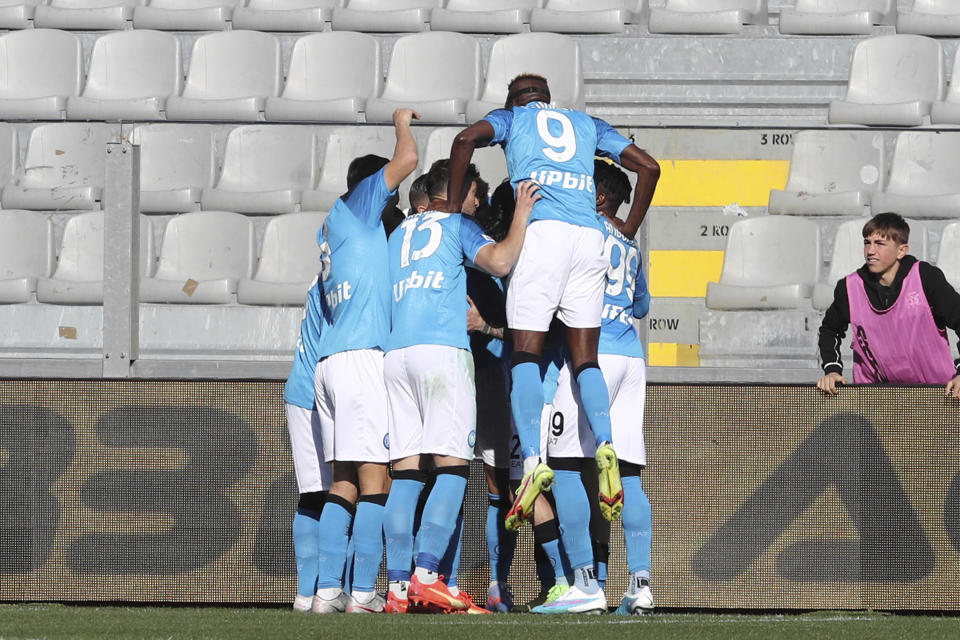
left=467, top=430, right=476, bottom=447
left=383, top=434, right=390, bottom=450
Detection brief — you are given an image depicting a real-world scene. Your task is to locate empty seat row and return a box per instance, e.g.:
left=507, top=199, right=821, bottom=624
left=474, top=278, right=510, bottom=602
left=771, top=130, right=960, bottom=219
left=0, top=209, right=327, bottom=305
left=0, top=29, right=582, bottom=124
left=0, top=122, right=507, bottom=214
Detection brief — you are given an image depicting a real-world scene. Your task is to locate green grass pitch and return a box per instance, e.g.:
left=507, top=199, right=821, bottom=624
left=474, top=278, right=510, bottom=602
left=4, top=605, right=960, bottom=640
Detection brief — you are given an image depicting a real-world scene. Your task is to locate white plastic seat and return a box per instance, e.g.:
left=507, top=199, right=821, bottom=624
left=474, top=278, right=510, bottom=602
left=36, top=211, right=155, bottom=305
left=201, top=126, right=319, bottom=215
left=34, top=0, right=138, bottom=30
left=140, top=211, right=255, bottom=304
left=67, top=31, right=181, bottom=122
left=366, top=32, right=481, bottom=125
left=0, top=1, right=41, bottom=29
left=705, top=216, right=821, bottom=310
left=768, top=130, right=884, bottom=216
left=0, top=210, right=54, bottom=303
left=132, top=124, right=216, bottom=214
left=2, top=123, right=117, bottom=211
left=648, top=0, right=767, bottom=34
left=530, top=0, right=647, bottom=34
left=233, top=0, right=339, bottom=31
left=431, top=0, right=540, bottom=34
left=0, top=29, right=82, bottom=120
left=332, top=0, right=438, bottom=32
left=931, top=47, right=960, bottom=124
left=466, top=32, right=583, bottom=122
left=898, top=0, right=960, bottom=37
left=780, top=0, right=895, bottom=35
left=829, top=34, right=943, bottom=127
left=265, top=32, right=380, bottom=123
left=0, top=123, right=20, bottom=195
left=238, top=212, right=328, bottom=305
left=302, top=127, right=405, bottom=211
left=870, top=131, right=960, bottom=219
left=165, top=31, right=282, bottom=123
left=937, top=222, right=960, bottom=291
left=133, top=0, right=242, bottom=30
left=421, top=127, right=507, bottom=189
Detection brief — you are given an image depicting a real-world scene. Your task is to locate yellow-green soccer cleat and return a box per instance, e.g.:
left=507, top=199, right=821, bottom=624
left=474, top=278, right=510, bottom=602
left=504, top=463, right=555, bottom=531
left=595, top=443, right=623, bottom=521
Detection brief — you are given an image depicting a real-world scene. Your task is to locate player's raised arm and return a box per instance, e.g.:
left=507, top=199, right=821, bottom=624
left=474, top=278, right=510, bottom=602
left=447, top=119, right=496, bottom=214
left=384, top=108, right=420, bottom=192
left=617, top=145, right=660, bottom=238
left=473, top=181, right=540, bottom=277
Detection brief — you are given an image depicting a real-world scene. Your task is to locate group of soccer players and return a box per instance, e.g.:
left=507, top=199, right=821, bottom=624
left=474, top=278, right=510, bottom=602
left=282, top=74, right=661, bottom=616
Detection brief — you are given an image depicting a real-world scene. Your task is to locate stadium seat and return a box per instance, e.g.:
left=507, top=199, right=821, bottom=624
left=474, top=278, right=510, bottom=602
left=2, top=123, right=117, bottom=211
left=237, top=211, right=327, bottom=305
left=201, top=126, right=319, bottom=215
left=34, top=0, right=138, bottom=30
left=140, top=211, right=255, bottom=304
left=0, top=1, right=40, bottom=30
left=131, top=124, right=216, bottom=214
left=233, top=0, right=339, bottom=32
left=0, top=123, right=20, bottom=194
left=768, top=130, right=884, bottom=216
left=430, top=0, right=539, bottom=34
left=466, top=32, right=584, bottom=122
left=828, top=34, right=943, bottom=127
left=421, top=127, right=508, bottom=189
left=937, top=222, right=960, bottom=290
left=897, top=0, right=960, bottom=37
left=705, top=216, right=821, bottom=310
left=0, top=210, right=54, bottom=304
left=648, top=0, right=768, bottom=34
left=365, top=32, right=481, bottom=124
left=133, top=0, right=242, bottom=30
left=870, top=131, right=960, bottom=219
left=165, top=31, right=282, bottom=122
left=931, top=47, right=960, bottom=124
left=779, top=0, right=895, bottom=35
left=0, top=29, right=82, bottom=120
left=331, top=0, right=438, bottom=32
left=67, top=30, right=181, bottom=122
left=302, top=126, right=405, bottom=211
left=264, top=31, right=380, bottom=123
left=530, top=0, right=648, bottom=34
left=36, top=211, right=155, bottom=305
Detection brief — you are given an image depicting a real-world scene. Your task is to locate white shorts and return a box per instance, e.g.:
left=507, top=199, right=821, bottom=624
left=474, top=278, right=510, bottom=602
left=314, top=349, right=390, bottom=464
left=506, top=220, right=606, bottom=331
left=474, top=359, right=521, bottom=479
left=385, top=344, right=477, bottom=461
left=546, top=353, right=647, bottom=466
left=285, top=401, right=333, bottom=493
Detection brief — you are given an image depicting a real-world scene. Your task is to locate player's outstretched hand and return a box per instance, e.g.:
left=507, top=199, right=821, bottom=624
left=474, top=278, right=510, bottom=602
left=816, top=372, right=846, bottom=396
left=393, top=108, right=421, bottom=127
left=945, top=374, right=960, bottom=399
left=513, top=181, right=541, bottom=222
left=466, top=296, right=484, bottom=333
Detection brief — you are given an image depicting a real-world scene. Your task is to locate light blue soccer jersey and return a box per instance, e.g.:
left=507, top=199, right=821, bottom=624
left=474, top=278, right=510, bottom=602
left=484, top=103, right=631, bottom=230
left=284, top=277, right=328, bottom=409
left=597, top=215, right=650, bottom=359
left=387, top=211, right=494, bottom=352
left=317, top=167, right=395, bottom=360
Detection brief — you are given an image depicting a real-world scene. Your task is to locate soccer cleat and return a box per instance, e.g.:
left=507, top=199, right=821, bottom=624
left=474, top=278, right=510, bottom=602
left=505, top=463, right=555, bottom=531
left=531, top=584, right=607, bottom=615
left=455, top=590, right=492, bottom=615
left=595, top=443, right=623, bottom=521
left=311, top=590, right=350, bottom=614
left=409, top=574, right=468, bottom=612
left=385, top=591, right=409, bottom=614
left=347, top=591, right=386, bottom=613
left=486, top=582, right=514, bottom=613
left=292, top=594, right=313, bottom=612
left=614, top=586, right=655, bottom=616
left=513, top=583, right=569, bottom=613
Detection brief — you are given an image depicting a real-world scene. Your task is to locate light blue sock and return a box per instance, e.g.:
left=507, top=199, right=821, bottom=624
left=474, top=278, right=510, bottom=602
left=315, top=499, right=354, bottom=590
left=510, top=361, right=544, bottom=459
left=552, top=469, right=594, bottom=571
left=351, top=495, right=386, bottom=592
left=575, top=366, right=613, bottom=446
left=596, top=560, right=607, bottom=590
left=487, top=493, right=517, bottom=583
left=384, top=477, right=425, bottom=582
left=542, top=538, right=567, bottom=581
left=440, top=508, right=464, bottom=588
left=622, top=475, right=652, bottom=575
left=343, top=536, right=354, bottom=593
left=292, top=511, right=321, bottom=597
left=414, top=472, right=468, bottom=572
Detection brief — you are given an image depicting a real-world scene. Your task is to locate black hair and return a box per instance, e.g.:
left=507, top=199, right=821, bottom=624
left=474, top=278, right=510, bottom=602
left=594, top=159, right=631, bottom=208
left=475, top=179, right=515, bottom=242
left=424, top=158, right=481, bottom=202
left=346, top=154, right=389, bottom=191
left=863, top=212, right=910, bottom=245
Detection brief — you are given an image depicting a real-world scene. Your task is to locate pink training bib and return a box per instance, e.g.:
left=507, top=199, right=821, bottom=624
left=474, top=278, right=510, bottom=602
left=846, top=262, right=955, bottom=384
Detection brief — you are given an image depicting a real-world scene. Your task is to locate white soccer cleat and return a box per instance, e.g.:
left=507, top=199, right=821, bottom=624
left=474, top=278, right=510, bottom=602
left=311, top=590, right=350, bottom=614
left=347, top=591, right=386, bottom=613
left=293, top=594, right=313, bottom=612
left=614, top=585, right=654, bottom=616
left=530, top=584, right=607, bottom=615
